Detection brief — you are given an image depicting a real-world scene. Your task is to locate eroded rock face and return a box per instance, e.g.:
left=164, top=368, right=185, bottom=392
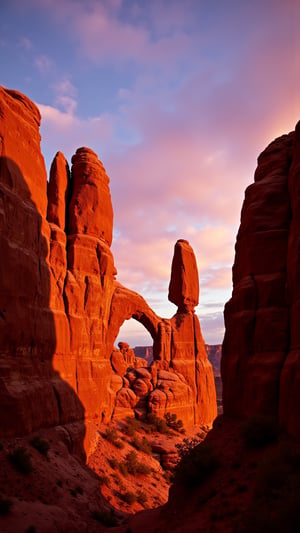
left=0, top=86, right=216, bottom=455
left=222, top=123, right=300, bottom=439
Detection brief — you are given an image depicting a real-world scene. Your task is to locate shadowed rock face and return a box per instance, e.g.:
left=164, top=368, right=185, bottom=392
left=0, top=86, right=216, bottom=453
left=222, top=123, right=300, bottom=440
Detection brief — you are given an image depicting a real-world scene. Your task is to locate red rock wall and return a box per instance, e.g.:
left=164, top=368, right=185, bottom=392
left=222, top=123, right=300, bottom=439
left=0, top=87, right=216, bottom=454
left=0, top=87, right=84, bottom=444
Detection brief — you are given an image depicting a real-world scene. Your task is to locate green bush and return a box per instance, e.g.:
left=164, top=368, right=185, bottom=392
left=240, top=415, right=278, bottom=448
left=9, top=446, right=33, bottom=474
left=104, top=427, right=124, bottom=449
left=91, top=510, right=118, bottom=527
left=122, top=491, right=137, bottom=504
left=118, top=462, right=128, bottom=477
left=147, top=413, right=169, bottom=434
left=108, top=457, right=118, bottom=469
left=122, top=417, right=141, bottom=437
left=98, top=475, right=110, bottom=487
left=0, top=495, right=12, bottom=515
left=175, top=437, right=202, bottom=459
left=174, top=442, right=219, bottom=488
left=136, top=489, right=148, bottom=506
left=164, top=412, right=185, bottom=433
left=70, top=485, right=83, bottom=497
left=30, top=436, right=50, bottom=456
left=125, top=451, right=151, bottom=475
left=131, top=436, right=152, bottom=455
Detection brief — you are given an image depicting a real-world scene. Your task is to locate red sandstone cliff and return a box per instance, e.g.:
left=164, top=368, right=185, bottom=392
left=0, top=87, right=216, bottom=456
left=222, top=124, right=300, bottom=440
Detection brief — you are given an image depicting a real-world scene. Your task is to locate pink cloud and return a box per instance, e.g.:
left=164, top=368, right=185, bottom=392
left=26, top=0, right=300, bottom=345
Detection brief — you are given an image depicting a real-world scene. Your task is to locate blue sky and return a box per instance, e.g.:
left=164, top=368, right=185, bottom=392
left=1, top=0, right=300, bottom=346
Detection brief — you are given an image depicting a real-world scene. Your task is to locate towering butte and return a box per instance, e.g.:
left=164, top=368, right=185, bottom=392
left=222, top=123, right=300, bottom=439
left=0, top=86, right=216, bottom=456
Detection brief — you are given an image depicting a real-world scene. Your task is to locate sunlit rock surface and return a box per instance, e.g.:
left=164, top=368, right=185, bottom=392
left=0, top=86, right=216, bottom=457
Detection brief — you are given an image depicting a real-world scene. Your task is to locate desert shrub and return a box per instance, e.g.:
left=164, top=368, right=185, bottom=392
left=118, top=461, right=128, bottom=477
left=70, top=485, right=83, bottom=497
left=147, top=413, right=169, bottom=434
left=30, top=436, right=50, bottom=456
left=0, top=495, right=12, bottom=515
left=174, top=442, right=219, bottom=488
left=111, top=472, right=123, bottom=487
left=8, top=446, right=33, bottom=474
left=163, top=470, right=173, bottom=483
left=240, top=415, right=278, bottom=448
left=122, top=417, right=141, bottom=437
left=91, top=509, right=118, bottom=527
left=122, top=491, right=137, bottom=504
left=136, top=489, right=148, bottom=506
left=104, top=427, right=124, bottom=449
left=164, top=412, right=185, bottom=433
left=125, top=451, right=151, bottom=475
left=108, top=457, right=118, bottom=469
left=131, top=436, right=152, bottom=455
left=98, top=475, right=110, bottom=487
left=175, top=437, right=202, bottom=459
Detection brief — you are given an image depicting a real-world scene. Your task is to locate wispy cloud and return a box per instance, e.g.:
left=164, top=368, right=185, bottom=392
left=34, top=54, right=54, bottom=74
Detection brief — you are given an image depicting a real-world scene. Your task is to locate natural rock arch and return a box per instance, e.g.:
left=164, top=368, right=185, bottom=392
left=106, top=282, right=161, bottom=357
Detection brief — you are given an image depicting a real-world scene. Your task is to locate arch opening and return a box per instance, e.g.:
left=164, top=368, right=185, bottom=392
left=115, top=318, right=153, bottom=364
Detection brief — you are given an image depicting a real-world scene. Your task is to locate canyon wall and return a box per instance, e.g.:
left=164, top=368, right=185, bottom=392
left=0, top=87, right=216, bottom=453
left=222, top=123, right=300, bottom=439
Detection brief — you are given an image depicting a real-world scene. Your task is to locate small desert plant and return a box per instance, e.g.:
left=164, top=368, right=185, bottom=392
left=164, top=412, right=185, bottom=433
left=108, top=457, right=118, bottom=469
left=163, top=470, right=173, bottom=483
left=118, top=461, right=128, bottom=477
left=240, top=415, right=278, bottom=448
left=122, top=417, right=141, bottom=437
left=98, top=475, right=111, bottom=487
left=136, top=489, right=148, bottom=506
left=125, top=451, right=151, bottom=475
left=175, top=436, right=202, bottom=459
left=91, top=509, right=118, bottom=527
left=147, top=413, right=169, bottom=434
left=104, top=427, right=125, bottom=449
left=8, top=446, right=33, bottom=474
left=70, top=485, right=83, bottom=497
left=131, top=436, right=152, bottom=455
left=0, top=495, right=13, bottom=515
left=122, top=491, right=137, bottom=504
left=30, top=436, right=50, bottom=456
left=174, top=442, right=219, bottom=488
